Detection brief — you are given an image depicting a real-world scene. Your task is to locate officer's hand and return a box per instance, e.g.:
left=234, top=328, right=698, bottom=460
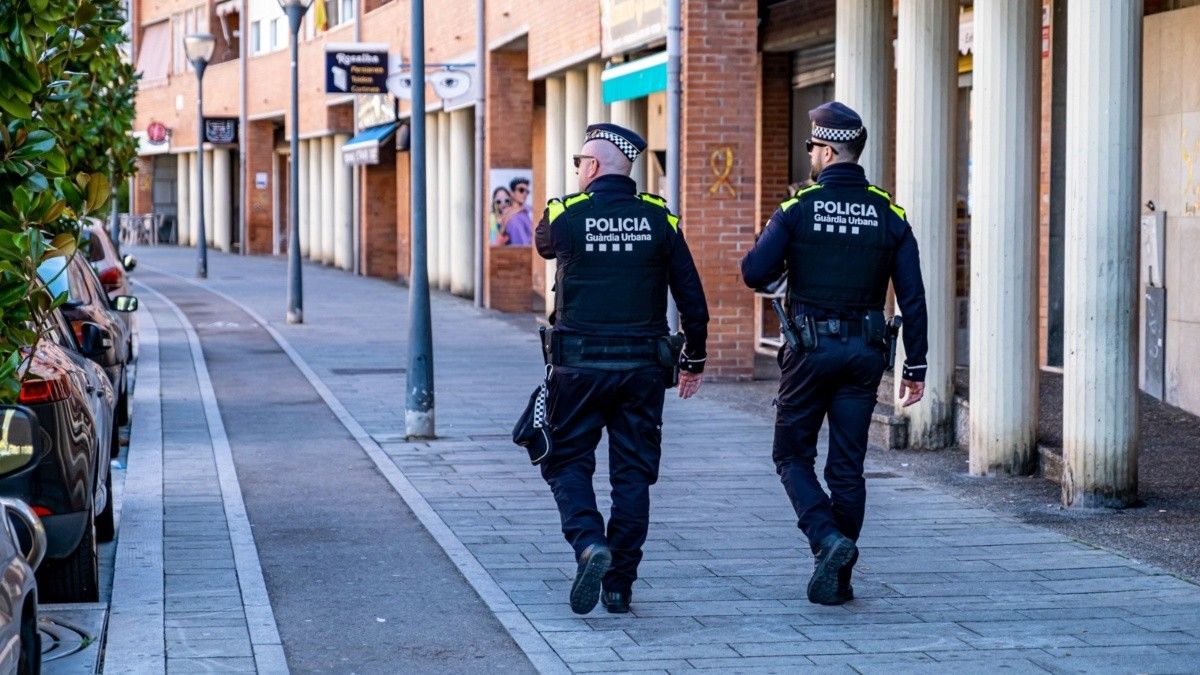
left=678, top=371, right=703, bottom=399
left=899, top=379, right=924, bottom=407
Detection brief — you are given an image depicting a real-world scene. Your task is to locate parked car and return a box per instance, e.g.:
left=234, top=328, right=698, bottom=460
left=38, top=254, right=137, bottom=432
left=0, top=407, right=47, bottom=673
left=82, top=219, right=136, bottom=301
left=6, top=310, right=116, bottom=603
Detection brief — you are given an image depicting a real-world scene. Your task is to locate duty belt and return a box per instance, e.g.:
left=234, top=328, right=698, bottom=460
left=812, top=318, right=865, bottom=338
left=548, top=332, right=661, bottom=370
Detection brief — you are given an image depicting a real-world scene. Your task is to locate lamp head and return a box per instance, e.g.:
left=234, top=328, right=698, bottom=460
left=276, top=0, right=315, bottom=10
left=184, top=32, right=216, bottom=66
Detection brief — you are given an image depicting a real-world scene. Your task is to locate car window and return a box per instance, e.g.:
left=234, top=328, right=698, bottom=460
left=68, top=257, right=104, bottom=305
left=82, top=231, right=105, bottom=263
left=37, top=257, right=75, bottom=303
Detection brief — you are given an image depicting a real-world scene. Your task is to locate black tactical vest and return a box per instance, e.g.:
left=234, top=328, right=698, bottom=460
left=552, top=191, right=675, bottom=336
left=786, top=184, right=898, bottom=311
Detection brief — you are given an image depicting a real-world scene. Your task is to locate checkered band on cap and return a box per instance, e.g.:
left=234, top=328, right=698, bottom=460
left=586, top=129, right=641, bottom=161
left=811, top=123, right=864, bottom=143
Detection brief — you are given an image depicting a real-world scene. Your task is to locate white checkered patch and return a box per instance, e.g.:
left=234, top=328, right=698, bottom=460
left=586, top=129, right=640, bottom=161
left=811, top=123, right=864, bottom=142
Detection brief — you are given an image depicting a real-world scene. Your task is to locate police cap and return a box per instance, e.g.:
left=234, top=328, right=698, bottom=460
left=585, top=123, right=646, bottom=162
left=809, top=101, right=865, bottom=143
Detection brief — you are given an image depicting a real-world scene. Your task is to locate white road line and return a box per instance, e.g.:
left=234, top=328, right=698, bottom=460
left=104, top=303, right=165, bottom=672
left=135, top=281, right=289, bottom=674
left=141, top=267, right=570, bottom=674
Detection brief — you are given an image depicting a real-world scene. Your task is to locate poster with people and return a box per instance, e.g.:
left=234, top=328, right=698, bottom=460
left=488, top=168, right=534, bottom=247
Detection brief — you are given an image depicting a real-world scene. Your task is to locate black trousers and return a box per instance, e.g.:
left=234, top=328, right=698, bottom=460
left=540, top=365, right=665, bottom=593
left=773, top=335, right=886, bottom=551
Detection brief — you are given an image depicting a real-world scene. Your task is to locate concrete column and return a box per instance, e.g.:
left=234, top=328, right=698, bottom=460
left=202, top=150, right=214, bottom=246
left=1062, top=3, right=1141, bottom=508
left=586, top=61, right=608, bottom=124
left=296, top=141, right=309, bottom=257
left=176, top=152, right=191, bottom=246
left=187, top=152, right=200, bottom=245
left=564, top=69, right=587, bottom=191
left=894, top=0, right=957, bottom=450
left=544, top=76, right=566, bottom=312
left=835, top=0, right=892, bottom=186
left=426, top=113, right=442, bottom=287
left=609, top=99, right=631, bottom=128
left=333, top=133, right=353, bottom=270
left=321, top=135, right=336, bottom=265
left=969, top=0, right=1042, bottom=475
left=437, top=111, right=452, bottom=289
left=213, top=149, right=233, bottom=252
left=628, top=97, right=649, bottom=190
left=309, top=138, right=324, bottom=258
left=449, top=108, right=475, bottom=297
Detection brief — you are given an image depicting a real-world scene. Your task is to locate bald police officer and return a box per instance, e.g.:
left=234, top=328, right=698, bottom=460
left=741, top=102, right=929, bottom=606
left=535, top=123, right=709, bottom=615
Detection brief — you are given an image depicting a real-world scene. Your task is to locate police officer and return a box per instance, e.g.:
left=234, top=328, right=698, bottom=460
left=740, top=102, right=929, bottom=606
left=535, top=123, right=709, bottom=615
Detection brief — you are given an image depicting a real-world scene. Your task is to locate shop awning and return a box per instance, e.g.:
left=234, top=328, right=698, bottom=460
left=601, top=51, right=667, bottom=104
left=342, top=122, right=399, bottom=166
left=136, top=20, right=171, bottom=86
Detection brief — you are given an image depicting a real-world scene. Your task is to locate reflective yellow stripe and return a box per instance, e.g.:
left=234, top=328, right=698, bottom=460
left=780, top=183, right=823, bottom=211
left=866, top=185, right=906, bottom=220
left=546, top=200, right=565, bottom=223
left=564, top=192, right=592, bottom=208
left=639, top=193, right=667, bottom=208
left=666, top=213, right=679, bottom=231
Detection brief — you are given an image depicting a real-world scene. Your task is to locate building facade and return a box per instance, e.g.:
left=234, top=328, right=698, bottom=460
left=130, top=0, right=1199, bottom=504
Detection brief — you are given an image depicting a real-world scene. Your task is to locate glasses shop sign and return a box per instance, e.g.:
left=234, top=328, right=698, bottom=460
left=203, top=117, right=238, bottom=145
left=325, top=43, right=390, bottom=95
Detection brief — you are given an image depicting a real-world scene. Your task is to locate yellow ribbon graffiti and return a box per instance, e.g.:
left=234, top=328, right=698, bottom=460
left=708, top=147, right=736, bottom=198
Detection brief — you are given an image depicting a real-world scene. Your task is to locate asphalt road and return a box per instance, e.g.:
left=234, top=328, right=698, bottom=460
left=141, top=270, right=533, bottom=674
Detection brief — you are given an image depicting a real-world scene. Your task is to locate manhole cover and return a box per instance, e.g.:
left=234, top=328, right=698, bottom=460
left=331, top=367, right=406, bottom=376
left=39, top=616, right=91, bottom=662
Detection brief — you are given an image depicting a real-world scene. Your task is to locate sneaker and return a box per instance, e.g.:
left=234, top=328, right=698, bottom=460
left=807, top=532, right=857, bottom=605
left=569, top=543, right=612, bottom=614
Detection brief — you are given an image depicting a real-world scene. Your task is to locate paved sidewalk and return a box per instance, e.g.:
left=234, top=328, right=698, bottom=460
left=105, top=279, right=286, bottom=672
left=133, top=246, right=1200, bottom=673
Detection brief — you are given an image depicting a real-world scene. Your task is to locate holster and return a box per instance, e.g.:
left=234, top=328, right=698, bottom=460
left=657, top=332, right=686, bottom=388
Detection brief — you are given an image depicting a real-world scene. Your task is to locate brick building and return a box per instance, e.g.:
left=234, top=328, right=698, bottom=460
left=130, top=0, right=1200, bottom=504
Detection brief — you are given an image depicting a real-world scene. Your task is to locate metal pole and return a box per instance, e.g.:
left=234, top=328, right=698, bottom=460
left=195, top=62, right=208, bottom=279
left=406, top=0, right=435, bottom=438
left=472, top=0, right=485, bottom=308
left=238, top=0, right=248, bottom=255
left=352, top=1, right=362, bottom=276
left=665, top=0, right=681, bottom=331
left=109, top=169, right=120, bottom=257
left=285, top=4, right=305, bottom=323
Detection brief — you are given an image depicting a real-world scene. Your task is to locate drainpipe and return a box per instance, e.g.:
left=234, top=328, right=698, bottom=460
left=665, top=0, right=681, bottom=331
left=239, top=0, right=248, bottom=254
left=473, top=0, right=485, bottom=307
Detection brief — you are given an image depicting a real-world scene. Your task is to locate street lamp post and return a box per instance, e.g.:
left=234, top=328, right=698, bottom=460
left=185, top=33, right=215, bottom=279
left=279, top=0, right=314, bottom=324
left=405, top=0, right=435, bottom=438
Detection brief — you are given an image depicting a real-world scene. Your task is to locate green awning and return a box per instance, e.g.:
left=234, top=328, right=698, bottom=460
left=601, top=51, right=667, bottom=104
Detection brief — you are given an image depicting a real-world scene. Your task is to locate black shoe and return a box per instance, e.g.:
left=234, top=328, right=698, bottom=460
left=807, top=532, right=857, bottom=606
left=570, top=543, right=612, bottom=614
left=601, top=589, right=631, bottom=614
left=836, top=548, right=858, bottom=602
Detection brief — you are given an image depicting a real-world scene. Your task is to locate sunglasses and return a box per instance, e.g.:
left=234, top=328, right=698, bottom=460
left=494, top=198, right=512, bottom=207
left=572, top=154, right=596, bottom=169
left=805, top=139, right=839, bottom=155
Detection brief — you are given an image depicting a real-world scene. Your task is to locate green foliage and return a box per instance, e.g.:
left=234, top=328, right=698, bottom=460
left=0, top=0, right=137, bottom=402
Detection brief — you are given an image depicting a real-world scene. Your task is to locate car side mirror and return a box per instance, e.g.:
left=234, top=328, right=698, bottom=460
left=0, top=498, right=46, bottom=571
left=0, top=406, right=43, bottom=477
left=79, top=322, right=113, bottom=356
left=122, top=254, right=137, bottom=272
left=112, top=295, right=139, bottom=313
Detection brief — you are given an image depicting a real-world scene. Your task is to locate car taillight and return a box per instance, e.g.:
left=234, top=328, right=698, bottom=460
left=32, top=507, right=52, bottom=518
left=18, top=376, right=72, bottom=404
left=98, top=266, right=121, bottom=289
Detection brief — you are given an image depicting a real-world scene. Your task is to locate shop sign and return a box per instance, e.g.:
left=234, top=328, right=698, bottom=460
left=326, top=43, right=389, bottom=95
left=343, top=145, right=380, bottom=166
left=203, top=117, right=238, bottom=145
left=147, top=121, right=169, bottom=145
left=600, top=0, right=666, bottom=57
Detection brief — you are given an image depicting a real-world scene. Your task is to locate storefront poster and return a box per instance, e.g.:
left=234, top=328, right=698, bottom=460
left=488, top=168, right=534, bottom=247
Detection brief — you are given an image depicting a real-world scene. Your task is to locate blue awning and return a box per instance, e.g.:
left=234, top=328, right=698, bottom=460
left=601, top=51, right=668, bottom=104
left=343, top=122, right=399, bottom=153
